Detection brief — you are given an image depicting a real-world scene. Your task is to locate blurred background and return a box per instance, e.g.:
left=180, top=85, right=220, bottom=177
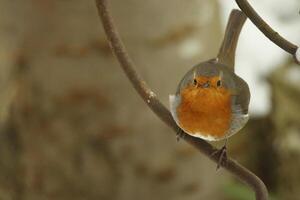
left=0, top=0, right=299, bottom=199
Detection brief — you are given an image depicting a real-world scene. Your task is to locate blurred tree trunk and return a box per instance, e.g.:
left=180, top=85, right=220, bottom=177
left=0, top=0, right=222, bottom=199
left=269, top=62, right=300, bottom=200
left=229, top=60, right=300, bottom=200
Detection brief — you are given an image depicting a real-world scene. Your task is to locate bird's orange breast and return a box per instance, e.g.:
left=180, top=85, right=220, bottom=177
left=177, top=79, right=232, bottom=138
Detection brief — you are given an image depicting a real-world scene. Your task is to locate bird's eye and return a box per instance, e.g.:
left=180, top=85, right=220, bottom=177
left=216, top=80, right=222, bottom=87
left=193, top=79, right=197, bottom=86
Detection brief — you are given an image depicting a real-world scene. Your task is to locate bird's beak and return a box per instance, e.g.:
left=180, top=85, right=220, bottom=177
left=201, top=81, right=210, bottom=88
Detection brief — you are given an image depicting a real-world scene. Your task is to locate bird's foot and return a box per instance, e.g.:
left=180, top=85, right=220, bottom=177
left=176, top=127, right=185, bottom=142
left=211, top=145, right=228, bottom=170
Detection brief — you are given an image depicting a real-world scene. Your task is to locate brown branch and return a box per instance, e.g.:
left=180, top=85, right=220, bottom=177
left=94, top=0, right=268, bottom=199
left=235, top=0, right=300, bottom=64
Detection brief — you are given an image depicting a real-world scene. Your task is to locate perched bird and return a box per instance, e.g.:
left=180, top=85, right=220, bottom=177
left=169, top=10, right=250, bottom=144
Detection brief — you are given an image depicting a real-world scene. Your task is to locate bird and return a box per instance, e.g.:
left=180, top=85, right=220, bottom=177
left=169, top=9, right=250, bottom=168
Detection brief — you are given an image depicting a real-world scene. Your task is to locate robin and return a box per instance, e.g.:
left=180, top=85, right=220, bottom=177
left=169, top=10, right=250, bottom=168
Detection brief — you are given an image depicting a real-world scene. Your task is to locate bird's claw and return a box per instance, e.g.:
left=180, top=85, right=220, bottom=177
left=211, top=145, right=228, bottom=170
left=176, top=127, right=185, bottom=142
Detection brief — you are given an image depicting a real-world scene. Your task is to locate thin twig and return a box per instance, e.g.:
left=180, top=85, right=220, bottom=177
left=94, top=0, right=269, bottom=199
left=235, top=0, right=299, bottom=64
